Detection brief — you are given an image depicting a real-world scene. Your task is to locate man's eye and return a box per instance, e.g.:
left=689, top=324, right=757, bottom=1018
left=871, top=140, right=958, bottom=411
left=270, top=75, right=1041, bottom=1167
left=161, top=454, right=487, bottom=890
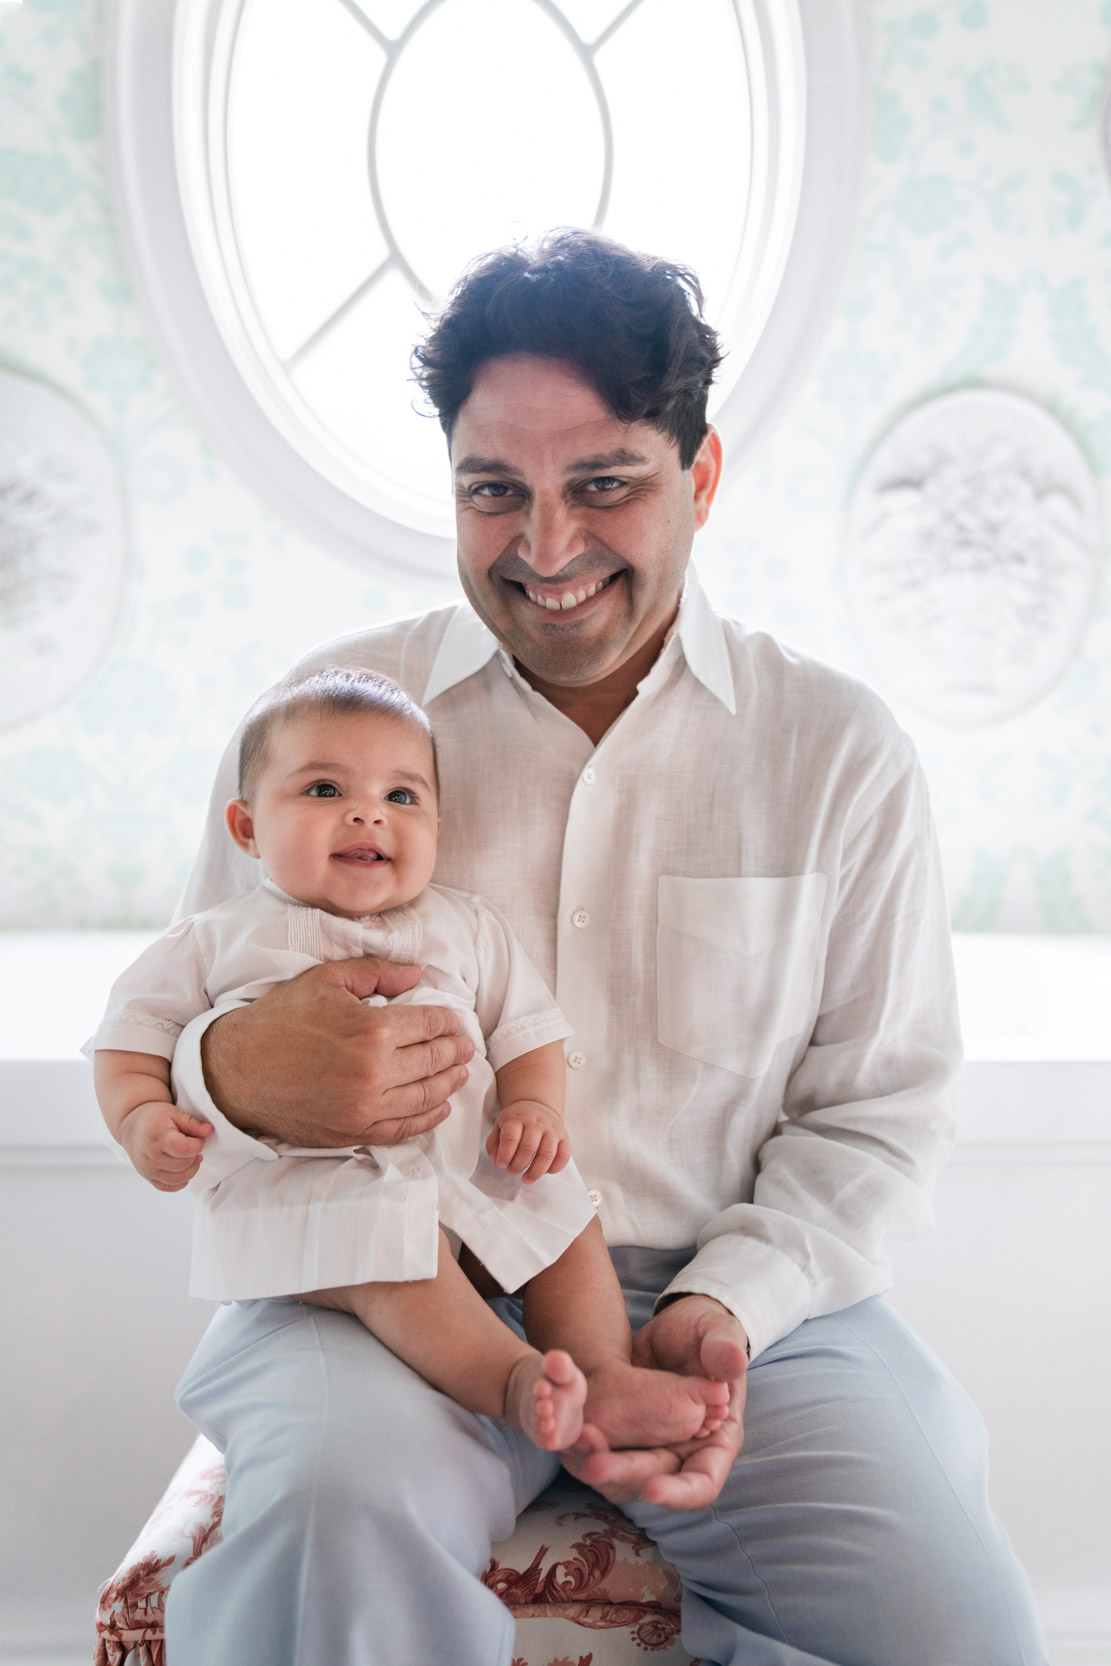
left=583, top=476, right=624, bottom=494
left=307, top=782, right=340, bottom=798
left=468, top=481, right=523, bottom=510
left=386, top=788, right=414, bottom=805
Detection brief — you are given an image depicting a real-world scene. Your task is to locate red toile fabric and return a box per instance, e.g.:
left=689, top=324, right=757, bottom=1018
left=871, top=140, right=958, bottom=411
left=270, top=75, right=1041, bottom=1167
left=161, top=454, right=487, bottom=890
left=95, top=1439, right=696, bottom=1665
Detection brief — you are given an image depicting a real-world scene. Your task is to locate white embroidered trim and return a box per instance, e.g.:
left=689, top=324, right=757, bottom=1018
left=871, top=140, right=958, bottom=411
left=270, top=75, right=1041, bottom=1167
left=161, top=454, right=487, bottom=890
left=487, top=1008, right=566, bottom=1054
left=382, top=905, right=422, bottom=965
left=349, top=904, right=423, bottom=965
left=101, top=1011, right=183, bottom=1038
left=287, top=904, right=325, bottom=960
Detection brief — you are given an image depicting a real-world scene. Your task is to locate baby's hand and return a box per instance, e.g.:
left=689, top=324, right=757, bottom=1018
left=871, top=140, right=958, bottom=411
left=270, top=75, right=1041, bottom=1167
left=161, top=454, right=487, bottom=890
left=486, top=1100, right=570, bottom=1183
left=118, top=1102, right=213, bottom=1192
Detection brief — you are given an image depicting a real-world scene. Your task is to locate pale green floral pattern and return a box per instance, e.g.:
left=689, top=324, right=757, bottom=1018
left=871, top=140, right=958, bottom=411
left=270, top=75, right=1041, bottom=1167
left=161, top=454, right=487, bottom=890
left=697, top=0, right=1111, bottom=934
left=0, top=0, right=1110, bottom=931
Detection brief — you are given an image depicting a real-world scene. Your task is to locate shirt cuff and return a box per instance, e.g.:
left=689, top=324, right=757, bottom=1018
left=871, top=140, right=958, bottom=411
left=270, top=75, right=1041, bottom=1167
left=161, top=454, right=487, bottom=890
left=485, top=1007, right=573, bottom=1074
left=83, top=1019, right=182, bottom=1062
left=172, top=1003, right=279, bottom=1191
left=654, top=1235, right=814, bottom=1363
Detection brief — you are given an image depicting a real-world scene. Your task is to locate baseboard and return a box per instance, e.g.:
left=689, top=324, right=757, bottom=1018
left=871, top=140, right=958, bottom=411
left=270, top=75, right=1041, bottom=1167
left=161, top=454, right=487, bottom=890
left=1047, top=1639, right=1111, bottom=1666
left=1043, top=1589, right=1111, bottom=1666
left=0, top=1653, right=87, bottom=1666
left=0, top=1639, right=89, bottom=1666
left=0, top=1601, right=94, bottom=1666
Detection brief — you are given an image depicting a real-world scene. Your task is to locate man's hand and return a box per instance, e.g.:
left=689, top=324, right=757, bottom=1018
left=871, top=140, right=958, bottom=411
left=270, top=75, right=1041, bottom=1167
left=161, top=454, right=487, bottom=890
left=561, top=1296, right=749, bottom=1511
left=200, top=957, right=474, bottom=1146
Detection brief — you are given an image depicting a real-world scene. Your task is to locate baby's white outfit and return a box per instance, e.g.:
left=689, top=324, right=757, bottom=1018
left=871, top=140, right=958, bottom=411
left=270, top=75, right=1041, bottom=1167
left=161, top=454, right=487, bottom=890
left=90, top=879, right=595, bottom=1301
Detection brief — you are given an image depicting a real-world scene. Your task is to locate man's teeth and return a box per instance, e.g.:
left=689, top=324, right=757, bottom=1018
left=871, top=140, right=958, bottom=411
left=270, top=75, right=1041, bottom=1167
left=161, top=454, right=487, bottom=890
left=524, top=576, right=613, bottom=611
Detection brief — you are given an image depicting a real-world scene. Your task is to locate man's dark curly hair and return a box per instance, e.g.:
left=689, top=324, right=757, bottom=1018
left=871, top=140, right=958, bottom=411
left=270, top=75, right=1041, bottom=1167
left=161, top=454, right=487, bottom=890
left=412, top=229, right=724, bottom=469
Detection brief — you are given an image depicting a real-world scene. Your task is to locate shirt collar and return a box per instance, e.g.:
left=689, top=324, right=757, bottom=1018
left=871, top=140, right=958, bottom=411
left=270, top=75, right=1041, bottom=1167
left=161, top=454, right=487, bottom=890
left=421, top=602, right=501, bottom=705
left=420, top=563, right=735, bottom=715
left=671, top=566, right=737, bottom=714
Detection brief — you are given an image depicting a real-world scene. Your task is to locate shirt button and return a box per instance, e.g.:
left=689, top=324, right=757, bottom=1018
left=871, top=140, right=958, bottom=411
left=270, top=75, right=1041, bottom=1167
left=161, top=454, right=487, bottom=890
left=567, top=1050, right=586, bottom=1069
left=582, top=765, right=596, bottom=784
left=588, top=1190, right=602, bottom=1208
left=571, top=907, right=590, bottom=928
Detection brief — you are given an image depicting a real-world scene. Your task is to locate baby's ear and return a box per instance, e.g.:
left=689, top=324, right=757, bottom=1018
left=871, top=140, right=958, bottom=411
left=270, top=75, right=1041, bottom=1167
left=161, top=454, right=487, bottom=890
left=225, top=799, right=259, bottom=856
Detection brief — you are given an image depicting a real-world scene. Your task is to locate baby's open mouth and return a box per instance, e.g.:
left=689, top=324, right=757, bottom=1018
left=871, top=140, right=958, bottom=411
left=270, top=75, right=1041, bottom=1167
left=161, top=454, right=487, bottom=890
left=333, top=845, right=389, bottom=864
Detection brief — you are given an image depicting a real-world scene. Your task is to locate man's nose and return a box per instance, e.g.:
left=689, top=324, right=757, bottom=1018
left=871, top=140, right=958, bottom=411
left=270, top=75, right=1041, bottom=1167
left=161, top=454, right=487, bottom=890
left=517, top=495, right=586, bottom=578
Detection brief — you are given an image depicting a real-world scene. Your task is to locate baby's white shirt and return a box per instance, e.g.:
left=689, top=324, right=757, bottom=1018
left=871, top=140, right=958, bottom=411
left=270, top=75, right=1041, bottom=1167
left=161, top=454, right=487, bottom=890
left=90, top=880, right=593, bottom=1298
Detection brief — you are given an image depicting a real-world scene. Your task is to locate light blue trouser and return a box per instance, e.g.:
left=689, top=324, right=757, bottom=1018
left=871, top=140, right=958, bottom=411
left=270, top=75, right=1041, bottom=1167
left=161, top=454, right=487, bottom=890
left=166, top=1249, right=1048, bottom=1665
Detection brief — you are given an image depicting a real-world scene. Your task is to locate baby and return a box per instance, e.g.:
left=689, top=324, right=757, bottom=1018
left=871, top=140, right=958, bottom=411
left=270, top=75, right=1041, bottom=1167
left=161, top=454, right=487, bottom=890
left=92, top=669, right=730, bottom=1453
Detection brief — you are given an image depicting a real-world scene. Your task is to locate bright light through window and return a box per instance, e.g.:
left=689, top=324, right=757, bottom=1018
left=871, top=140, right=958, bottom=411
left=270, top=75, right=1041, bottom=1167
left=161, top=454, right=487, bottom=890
left=218, top=0, right=760, bottom=536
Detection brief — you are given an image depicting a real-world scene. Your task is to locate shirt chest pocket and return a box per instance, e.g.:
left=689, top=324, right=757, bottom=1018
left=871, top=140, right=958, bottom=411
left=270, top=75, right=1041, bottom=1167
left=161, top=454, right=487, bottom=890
left=657, top=874, right=827, bottom=1078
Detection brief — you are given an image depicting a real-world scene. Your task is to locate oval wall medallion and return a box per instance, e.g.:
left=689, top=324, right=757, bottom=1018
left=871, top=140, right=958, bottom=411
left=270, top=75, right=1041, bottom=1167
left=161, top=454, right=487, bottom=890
left=0, top=371, right=128, bottom=732
left=846, top=389, right=1103, bottom=728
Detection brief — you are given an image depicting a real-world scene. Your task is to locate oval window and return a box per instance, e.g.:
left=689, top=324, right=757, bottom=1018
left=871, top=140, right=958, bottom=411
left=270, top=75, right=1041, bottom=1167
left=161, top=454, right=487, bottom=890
left=110, top=0, right=867, bottom=577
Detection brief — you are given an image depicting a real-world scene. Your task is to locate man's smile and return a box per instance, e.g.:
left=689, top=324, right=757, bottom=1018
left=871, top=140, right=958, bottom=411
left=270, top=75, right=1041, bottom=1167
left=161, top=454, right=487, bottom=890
left=508, top=570, right=623, bottom=615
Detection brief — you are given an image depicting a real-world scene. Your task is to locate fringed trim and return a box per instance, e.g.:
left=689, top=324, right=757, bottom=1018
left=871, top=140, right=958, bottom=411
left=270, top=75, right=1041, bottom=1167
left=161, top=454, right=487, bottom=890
left=95, top=1632, right=164, bottom=1666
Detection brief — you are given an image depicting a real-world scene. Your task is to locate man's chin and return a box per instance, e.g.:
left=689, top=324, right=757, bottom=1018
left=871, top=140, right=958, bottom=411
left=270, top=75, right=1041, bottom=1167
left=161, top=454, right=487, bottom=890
left=508, top=636, right=625, bottom=688
left=467, top=577, right=634, bottom=687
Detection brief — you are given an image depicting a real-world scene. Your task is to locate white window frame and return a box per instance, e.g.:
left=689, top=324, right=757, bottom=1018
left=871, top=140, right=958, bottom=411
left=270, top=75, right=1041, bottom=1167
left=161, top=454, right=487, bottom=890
left=105, top=0, right=870, bottom=583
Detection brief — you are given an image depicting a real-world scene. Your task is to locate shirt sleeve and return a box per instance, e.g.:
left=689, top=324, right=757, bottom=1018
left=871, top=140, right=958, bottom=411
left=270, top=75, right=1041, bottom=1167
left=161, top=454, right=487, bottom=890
left=85, top=919, right=212, bottom=1062
left=656, top=738, right=961, bottom=1361
left=172, top=1003, right=282, bottom=1190
left=470, top=898, right=573, bottom=1074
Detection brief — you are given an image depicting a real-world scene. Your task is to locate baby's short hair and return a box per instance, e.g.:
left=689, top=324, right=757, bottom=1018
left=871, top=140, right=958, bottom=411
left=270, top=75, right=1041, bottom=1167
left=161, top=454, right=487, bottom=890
left=237, top=667, right=438, bottom=801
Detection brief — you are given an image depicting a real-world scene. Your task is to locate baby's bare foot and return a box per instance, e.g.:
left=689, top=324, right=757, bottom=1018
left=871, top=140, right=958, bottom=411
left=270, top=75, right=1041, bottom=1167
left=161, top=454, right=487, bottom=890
left=505, top=1349, right=587, bottom=1451
left=583, top=1361, right=730, bottom=1449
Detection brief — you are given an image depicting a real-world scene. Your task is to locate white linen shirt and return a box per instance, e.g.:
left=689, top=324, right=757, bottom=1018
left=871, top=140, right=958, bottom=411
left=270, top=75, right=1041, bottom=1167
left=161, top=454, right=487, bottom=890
left=91, top=880, right=590, bottom=1299
left=174, top=568, right=961, bottom=1359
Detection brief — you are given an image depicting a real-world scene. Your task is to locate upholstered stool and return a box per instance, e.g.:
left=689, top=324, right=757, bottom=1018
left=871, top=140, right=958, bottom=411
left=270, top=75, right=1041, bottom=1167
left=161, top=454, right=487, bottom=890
left=96, top=1436, right=696, bottom=1666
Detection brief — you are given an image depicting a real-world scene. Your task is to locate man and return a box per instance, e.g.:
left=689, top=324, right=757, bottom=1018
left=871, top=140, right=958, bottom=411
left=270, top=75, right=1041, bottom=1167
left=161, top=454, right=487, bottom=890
left=165, top=232, right=1045, bottom=1663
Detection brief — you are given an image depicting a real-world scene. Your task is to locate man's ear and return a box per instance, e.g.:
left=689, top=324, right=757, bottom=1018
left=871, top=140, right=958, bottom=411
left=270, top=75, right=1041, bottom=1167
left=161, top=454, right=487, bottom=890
left=225, top=799, right=259, bottom=856
left=691, top=426, right=723, bottom=529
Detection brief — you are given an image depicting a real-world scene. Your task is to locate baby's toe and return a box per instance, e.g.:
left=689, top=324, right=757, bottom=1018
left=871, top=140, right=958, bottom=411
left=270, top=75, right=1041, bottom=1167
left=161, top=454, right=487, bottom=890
left=542, top=1349, right=580, bottom=1387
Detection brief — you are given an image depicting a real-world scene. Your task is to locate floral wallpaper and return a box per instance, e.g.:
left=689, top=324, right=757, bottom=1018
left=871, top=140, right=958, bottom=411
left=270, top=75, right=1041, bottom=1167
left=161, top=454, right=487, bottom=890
left=0, top=0, right=1109, bottom=931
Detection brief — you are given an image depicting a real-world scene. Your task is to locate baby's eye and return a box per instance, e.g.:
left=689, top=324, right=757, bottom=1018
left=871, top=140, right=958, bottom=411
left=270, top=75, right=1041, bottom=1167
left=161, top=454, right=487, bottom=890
left=307, top=781, right=340, bottom=798
left=386, top=788, right=414, bottom=805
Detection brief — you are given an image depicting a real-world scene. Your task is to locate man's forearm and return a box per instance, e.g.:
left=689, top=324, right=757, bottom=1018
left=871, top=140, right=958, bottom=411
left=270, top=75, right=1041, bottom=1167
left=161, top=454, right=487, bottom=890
left=200, top=1005, right=263, bottom=1130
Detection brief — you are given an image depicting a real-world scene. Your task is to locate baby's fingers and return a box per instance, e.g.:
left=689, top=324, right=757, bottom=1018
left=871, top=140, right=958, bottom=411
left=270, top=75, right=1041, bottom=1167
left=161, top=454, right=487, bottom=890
left=507, top=1124, right=544, bottom=1176
left=149, top=1156, right=203, bottom=1193
left=162, top=1126, right=209, bottom=1160
left=546, top=1133, right=572, bottom=1175
left=487, top=1120, right=522, bottom=1169
left=522, top=1129, right=563, bottom=1181
left=170, top=1109, right=214, bottom=1137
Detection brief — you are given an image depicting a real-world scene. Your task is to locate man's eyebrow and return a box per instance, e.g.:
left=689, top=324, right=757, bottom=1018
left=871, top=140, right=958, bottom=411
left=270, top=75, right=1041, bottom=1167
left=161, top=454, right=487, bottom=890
left=563, top=449, right=651, bottom=474
left=453, top=454, right=525, bottom=478
left=453, top=448, right=652, bottom=478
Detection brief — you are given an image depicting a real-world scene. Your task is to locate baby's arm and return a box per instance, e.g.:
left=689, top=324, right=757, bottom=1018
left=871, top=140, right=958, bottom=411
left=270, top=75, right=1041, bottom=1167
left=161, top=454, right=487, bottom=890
left=94, top=1050, right=214, bottom=1193
left=486, top=1040, right=570, bottom=1183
